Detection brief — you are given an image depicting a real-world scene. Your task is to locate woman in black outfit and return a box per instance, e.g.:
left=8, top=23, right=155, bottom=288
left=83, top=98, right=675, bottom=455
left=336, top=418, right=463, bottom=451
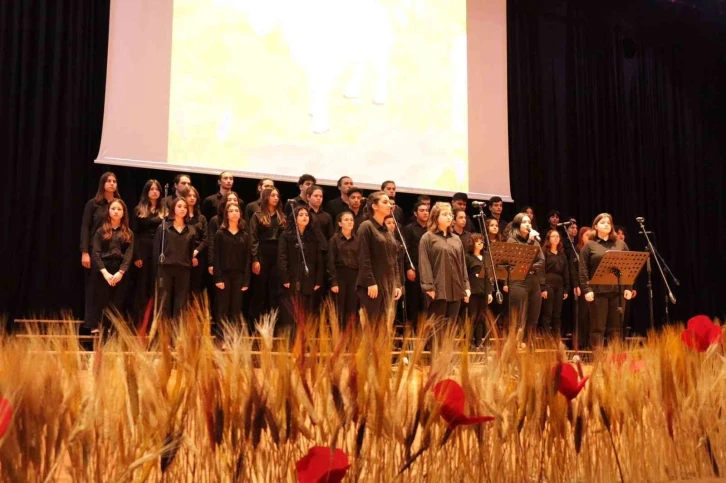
left=465, top=233, right=493, bottom=347
left=329, top=211, right=359, bottom=327
left=540, top=229, right=570, bottom=338
left=154, top=197, right=197, bottom=319
left=356, top=191, right=402, bottom=325
left=206, top=191, right=241, bottom=276
left=132, top=179, right=167, bottom=318
left=579, top=213, right=633, bottom=348
left=84, top=199, right=134, bottom=334
left=249, top=188, right=286, bottom=321
left=418, top=202, right=470, bottom=321
left=278, top=205, right=323, bottom=331
left=213, top=202, right=251, bottom=325
left=506, top=213, right=545, bottom=343
left=184, top=185, right=208, bottom=295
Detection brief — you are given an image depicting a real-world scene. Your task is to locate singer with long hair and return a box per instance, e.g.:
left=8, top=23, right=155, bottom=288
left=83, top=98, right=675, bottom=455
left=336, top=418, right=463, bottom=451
left=418, top=202, right=470, bottom=321
left=575, top=227, right=593, bottom=348
left=278, top=205, right=324, bottom=331
left=207, top=191, right=241, bottom=274
left=213, top=202, right=251, bottom=325
left=84, top=199, right=134, bottom=334
left=485, top=218, right=502, bottom=243
left=153, top=197, right=196, bottom=319
left=465, top=233, right=493, bottom=347
left=506, top=213, right=545, bottom=342
left=184, top=185, right=208, bottom=295
left=541, top=229, right=570, bottom=337
left=329, top=211, right=360, bottom=327
left=579, top=213, right=633, bottom=348
left=356, top=191, right=402, bottom=325
left=249, top=187, right=286, bottom=321
left=132, top=179, right=167, bottom=318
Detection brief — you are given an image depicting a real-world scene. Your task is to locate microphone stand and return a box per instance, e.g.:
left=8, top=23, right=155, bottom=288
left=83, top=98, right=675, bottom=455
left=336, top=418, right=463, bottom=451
left=155, top=184, right=169, bottom=320
left=392, top=212, right=414, bottom=324
left=473, top=207, right=503, bottom=305
left=637, top=219, right=675, bottom=329
left=294, top=222, right=310, bottom=293
left=560, top=224, right=580, bottom=350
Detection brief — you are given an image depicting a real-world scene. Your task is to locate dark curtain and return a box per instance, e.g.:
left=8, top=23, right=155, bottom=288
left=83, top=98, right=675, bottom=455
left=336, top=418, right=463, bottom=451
left=1, top=0, right=724, bottom=330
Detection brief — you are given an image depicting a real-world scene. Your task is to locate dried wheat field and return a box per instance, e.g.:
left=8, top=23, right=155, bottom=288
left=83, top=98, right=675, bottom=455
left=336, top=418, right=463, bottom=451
left=0, top=305, right=723, bottom=483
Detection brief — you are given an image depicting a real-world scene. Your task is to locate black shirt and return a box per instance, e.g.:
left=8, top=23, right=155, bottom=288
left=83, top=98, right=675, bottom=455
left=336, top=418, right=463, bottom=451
left=309, top=207, right=334, bottom=241
left=328, top=232, right=359, bottom=286
left=284, top=196, right=307, bottom=217
left=188, top=213, right=209, bottom=255
left=201, top=192, right=225, bottom=223
left=207, top=215, right=220, bottom=266
left=466, top=253, right=493, bottom=296
left=506, top=233, right=545, bottom=289
left=356, top=218, right=401, bottom=293
left=153, top=222, right=197, bottom=268
left=544, top=250, right=571, bottom=292
left=91, top=227, right=134, bottom=273
left=213, top=228, right=252, bottom=286
left=325, top=197, right=349, bottom=222
left=278, top=229, right=324, bottom=295
left=132, top=211, right=163, bottom=262
left=80, top=198, right=112, bottom=253
left=418, top=230, right=470, bottom=301
left=249, top=211, right=283, bottom=262
left=402, top=221, right=427, bottom=271
left=579, top=237, right=631, bottom=294
left=452, top=229, right=472, bottom=252
left=244, top=199, right=261, bottom=223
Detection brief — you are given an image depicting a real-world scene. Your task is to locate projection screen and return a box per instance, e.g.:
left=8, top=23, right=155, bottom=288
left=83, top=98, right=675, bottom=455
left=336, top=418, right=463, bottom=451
left=96, top=0, right=511, bottom=201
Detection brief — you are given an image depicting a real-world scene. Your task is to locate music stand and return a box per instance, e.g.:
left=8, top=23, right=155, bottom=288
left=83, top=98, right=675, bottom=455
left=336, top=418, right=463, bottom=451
left=589, top=250, right=649, bottom=339
left=488, top=242, right=540, bottom=329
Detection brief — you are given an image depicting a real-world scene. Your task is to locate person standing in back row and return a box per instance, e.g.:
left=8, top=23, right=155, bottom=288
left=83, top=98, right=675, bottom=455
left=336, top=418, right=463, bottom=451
left=326, top=176, right=354, bottom=221
left=201, top=171, right=235, bottom=222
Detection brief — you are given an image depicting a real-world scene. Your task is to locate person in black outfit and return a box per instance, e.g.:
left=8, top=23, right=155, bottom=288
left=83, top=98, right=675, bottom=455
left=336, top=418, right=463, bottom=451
left=325, top=176, right=354, bottom=222
left=356, top=191, right=402, bottom=325
left=81, top=172, right=121, bottom=327
left=574, top=227, right=593, bottom=349
left=540, top=229, right=570, bottom=338
left=184, top=186, right=208, bottom=295
left=249, top=187, right=286, bottom=321
left=385, top=214, right=407, bottom=324
left=452, top=208, right=472, bottom=249
left=345, top=186, right=367, bottom=230
left=407, top=195, right=431, bottom=224
left=381, top=181, right=405, bottom=224
left=464, top=233, right=493, bottom=347
left=488, top=196, right=508, bottom=232
left=162, top=174, right=191, bottom=211
left=307, top=185, right=334, bottom=241
left=201, top=171, right=234, bottom=222
left=132, top=179, right=167, bottom=318
left=84, top=199, right=134, bottom=334
left=580, top=213, right=633, bottom=348
left=451, top=192, right=477, bottom=233
left=285, top=174, right=316, bottom=217
left=214, top=202, right=251, bottom=326
left=154, top=197, right=197, bottom=319
left=521, top=206, right=538, bottom=231
left=418, top=202, right=471, bottom=321
left=328, top=212, right=360, bottom=327
left=402, top=201, right=429, bottom=326
left=244, top=178, right=275, bottom=222
left=206, top=191, right=241, bottom=276
left=278, top=206, right=324, bottom=332
left=506, top=213, right=545, bottom=343
left=546, top=210, right=561, bottom=232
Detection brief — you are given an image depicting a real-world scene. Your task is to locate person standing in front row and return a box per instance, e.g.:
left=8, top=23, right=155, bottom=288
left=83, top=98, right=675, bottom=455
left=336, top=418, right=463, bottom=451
left=465, top=233, right=494, bottom=347
left=154, top=197, right=196, bottom=319
left=328, top=212, right=359, bottom=327
left=84, top=199, right=134, bottom=335
left=418, top=202, right=471, bottom=322
left=540, top=229, right=570, bottom=338
left=213, top=202, right=251, bottom=326
left=356, top=192, right=402, bottom=325
left=579, top=213, right=633, bottom=349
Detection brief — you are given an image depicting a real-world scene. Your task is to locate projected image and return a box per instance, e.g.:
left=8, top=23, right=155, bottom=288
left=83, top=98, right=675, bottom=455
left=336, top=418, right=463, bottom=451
left=168, top=0, right=468, bottom=192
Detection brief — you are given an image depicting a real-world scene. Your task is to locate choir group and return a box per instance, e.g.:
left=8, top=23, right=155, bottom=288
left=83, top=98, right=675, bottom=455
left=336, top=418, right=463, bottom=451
left=80, top=171, right=634, bottom=349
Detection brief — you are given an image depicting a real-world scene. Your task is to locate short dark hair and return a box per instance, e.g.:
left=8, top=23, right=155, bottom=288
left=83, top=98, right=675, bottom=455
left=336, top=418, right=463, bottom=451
left=547, top=209, right=561, bottom=219
left=417, top=194, right=431, bottom=202
left=336, top=176, right=351, bottom=188
left=489, top=196, right=503, bottom=204
left=615, top=225, right=626, bottom=235
left=306, top=184, right=324, bottom=197
left=257, top=178, right=274, bottom=188
left=219, top=171, right=233, bottom=180
left=174, top=173, right=191, bottom=185
left=413, top=201, right=429, bottom=212
left=298, top=174, right=317, bottom=186
left=467, top=233, right=484, bottom=253
left=452, top=192, right=468, bottom=202
left=347, top=186, right=363, bottom=197
left=381, top=180, right=395, bottom=190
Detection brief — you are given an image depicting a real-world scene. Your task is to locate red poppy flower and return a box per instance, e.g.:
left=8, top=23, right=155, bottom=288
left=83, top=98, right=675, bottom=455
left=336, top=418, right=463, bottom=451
left=681, top=315, right=722, bottom=352
left=0, top=397, right=12, bottom=439
left=432, top=379, right=494, bottom=429
left=552, top=363, right=589, bottom=401
left=296, top=446, right=350, bottom=483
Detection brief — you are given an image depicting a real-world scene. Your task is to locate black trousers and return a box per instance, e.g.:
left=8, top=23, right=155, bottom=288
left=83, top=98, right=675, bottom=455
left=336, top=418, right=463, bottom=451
left=190, top=257, right=206, bottom=295
left=334, top=266, right=359, bottom=328
left=576, top=293, right=590, bottom=349
left=588, top=292, right=625, bottom=348
left=427, top=299, right=462, bottom=322
left=467, top=293, right=489, bottom=345
left=508, top=274, right=542, bottom=340
left=215, top=270, right=245, bottom=324
left=357, top=286, right=394, bottom=326
left=84, top=260, right=129, bottom=329
left=541, top=281, right=565, bottom=337
left=134, top=254, right=156, bottom=321
left=404, top=276, right=424, bottom=327
left=158, top=265, right=190, bottom=320
left=250, top=244, right=280, bottom=322
left=279, top=290, right=313, bottom=336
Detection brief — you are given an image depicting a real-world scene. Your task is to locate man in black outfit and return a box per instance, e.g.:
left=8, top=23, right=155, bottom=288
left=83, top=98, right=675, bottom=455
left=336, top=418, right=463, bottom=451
left=402, top=201, right=429, bottom=326
left=201, top=171, right=234, bottom=222
left=381, top=180, right=405, bottom=224
left=285, top=174, right=316, bottom=216
left=488, top=196, right=508, bottom=231
left=451, top=192, right=476, bottom=232
left=163, top=174, right=192, bottom=210
left=345, top=187, right=367, bottom=230
left=244, top=178, right=275, bottom=222
left=325, top=176, right=354, bottom=221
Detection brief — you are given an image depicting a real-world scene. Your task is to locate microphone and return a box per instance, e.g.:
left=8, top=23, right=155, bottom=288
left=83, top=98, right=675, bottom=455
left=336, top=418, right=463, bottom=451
left=636, top=217, right=645, bottom=223
left=471, top=200, right=487, bottom=208
left=669, top=293, right=677, bottom=304
left=556, top=221, right=573, bottom=227
left=527, top=228, right=540, bottom=243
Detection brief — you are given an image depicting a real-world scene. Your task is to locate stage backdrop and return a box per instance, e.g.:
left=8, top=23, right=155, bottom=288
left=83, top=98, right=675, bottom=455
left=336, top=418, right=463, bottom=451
left=94, top=0, right=512, bottom=200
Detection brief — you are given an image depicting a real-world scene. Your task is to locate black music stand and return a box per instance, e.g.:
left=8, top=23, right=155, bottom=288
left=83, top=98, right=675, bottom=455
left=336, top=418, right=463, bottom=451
left=489, top=242, right=540, bottom=329
left=589, top=250, right=649, bottom=338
